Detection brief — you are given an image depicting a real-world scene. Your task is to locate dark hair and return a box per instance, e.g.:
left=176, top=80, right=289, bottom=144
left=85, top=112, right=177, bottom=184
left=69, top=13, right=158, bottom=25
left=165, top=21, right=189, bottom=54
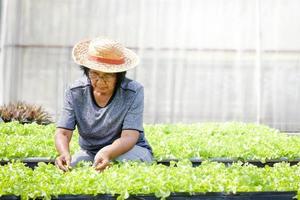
left=80, top=65, right=90, bottom=77
left=80, top=65, right=126, bottom=89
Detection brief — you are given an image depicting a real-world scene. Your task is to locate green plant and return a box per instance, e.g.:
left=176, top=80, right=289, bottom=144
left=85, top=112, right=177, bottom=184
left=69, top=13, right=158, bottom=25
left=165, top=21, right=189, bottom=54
left=0, top=161, right=300, bottom=200
left=1, top=122, right=300, bottom=162
left=145, top=122, right=300, bottom=161
left=0, top=122, right=79, bottom=160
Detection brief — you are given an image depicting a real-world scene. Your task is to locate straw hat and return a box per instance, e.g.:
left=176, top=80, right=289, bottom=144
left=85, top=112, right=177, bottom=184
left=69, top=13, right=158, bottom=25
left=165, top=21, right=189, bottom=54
left=72, top=36, right=139, bottom=73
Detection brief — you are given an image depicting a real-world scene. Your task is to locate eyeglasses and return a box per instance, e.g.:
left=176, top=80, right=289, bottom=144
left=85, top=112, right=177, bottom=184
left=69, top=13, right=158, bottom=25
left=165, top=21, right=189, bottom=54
left=88, top=72, right=116, bottom=83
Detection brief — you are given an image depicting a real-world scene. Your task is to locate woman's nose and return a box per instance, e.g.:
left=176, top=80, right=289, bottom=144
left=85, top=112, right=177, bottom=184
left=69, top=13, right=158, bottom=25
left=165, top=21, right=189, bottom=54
left=96, top=77, right=107, bottom=85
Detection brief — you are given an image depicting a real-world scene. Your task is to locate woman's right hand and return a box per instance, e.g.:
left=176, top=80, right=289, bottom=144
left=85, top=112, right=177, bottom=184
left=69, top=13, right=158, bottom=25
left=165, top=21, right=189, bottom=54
left=55, top=128, right=73, bottom=171
left=55, top=153, right=71, bottom=171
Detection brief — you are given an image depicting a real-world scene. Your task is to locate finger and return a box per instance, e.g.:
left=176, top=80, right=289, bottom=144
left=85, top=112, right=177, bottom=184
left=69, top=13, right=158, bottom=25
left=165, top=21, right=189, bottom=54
left=65, top=157, right=71, bottom=169
left=92, top=161, right=98, bottom=168
left=93, top=157, right=102, bottom=168
left=95, top=163, right=103, bottom=170
left=99, top=164, right=110, bottom=172
left=94, top=160, right=105, bottom=170
left=56, top=158, right=68, bottom=171
left=95, top=160, right=109, bottom=171
left=106, top=162, right=112, bottom=169
left=55, top=158, right=63, bottom=168
left=100, top=164, right=110, bottom=172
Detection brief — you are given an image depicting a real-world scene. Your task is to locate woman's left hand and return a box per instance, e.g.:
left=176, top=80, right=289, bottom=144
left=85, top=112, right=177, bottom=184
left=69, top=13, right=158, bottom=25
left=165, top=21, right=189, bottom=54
left=93, top=149, right=111, bottom=172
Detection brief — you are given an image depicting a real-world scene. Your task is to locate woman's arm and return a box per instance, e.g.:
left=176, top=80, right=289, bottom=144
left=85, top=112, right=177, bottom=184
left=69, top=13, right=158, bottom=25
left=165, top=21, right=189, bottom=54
left=93, top=86, right=144, bottom=171
left=55, top=128, right=73, bottom=171
left=93, top=129, right=139, bottom=171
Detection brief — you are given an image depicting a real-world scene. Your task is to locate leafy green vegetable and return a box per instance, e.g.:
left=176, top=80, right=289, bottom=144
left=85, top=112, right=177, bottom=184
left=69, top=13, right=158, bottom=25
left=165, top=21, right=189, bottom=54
left=1, top=122, right=300, bottom=162
left=0, top=122, right=79, bottom=159
left=145, top=122, right=300, bottom=161
left=0, top=161, right=300, bottom=199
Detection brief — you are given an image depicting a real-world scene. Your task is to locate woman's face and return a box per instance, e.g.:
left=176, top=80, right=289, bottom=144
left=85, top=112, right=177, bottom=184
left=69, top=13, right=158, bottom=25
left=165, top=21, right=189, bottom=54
left=88, top=70, right=117, bottom=94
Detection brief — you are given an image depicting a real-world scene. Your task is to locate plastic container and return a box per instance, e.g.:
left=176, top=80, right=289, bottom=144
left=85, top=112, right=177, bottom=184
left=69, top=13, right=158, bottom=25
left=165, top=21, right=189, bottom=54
left=38, top=192, right=297, bottom=200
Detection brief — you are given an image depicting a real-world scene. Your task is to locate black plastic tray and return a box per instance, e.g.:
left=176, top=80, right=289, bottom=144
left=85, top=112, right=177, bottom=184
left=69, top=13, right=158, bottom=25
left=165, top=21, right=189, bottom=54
left=0, top=157, right=55, bottom=168
left=0, top=195, right=20, bottom=200
left=0, top=192, right=297, bottom=200
left=1, top=157, right=300, bottom=168
left=37, top=192, right=297, bottom=200
left=223, top=191, right=296, bottom=200
left=157, top=158, right=300, bottom=167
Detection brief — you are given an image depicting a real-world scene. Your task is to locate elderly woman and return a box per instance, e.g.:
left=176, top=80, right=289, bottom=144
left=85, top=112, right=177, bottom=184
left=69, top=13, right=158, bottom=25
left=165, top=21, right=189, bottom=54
left=55, top=37, right=153, bottom=171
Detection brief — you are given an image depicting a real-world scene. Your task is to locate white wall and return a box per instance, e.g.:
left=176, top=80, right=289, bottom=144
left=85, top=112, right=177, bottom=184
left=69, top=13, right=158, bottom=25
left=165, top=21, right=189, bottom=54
left=1, top=0, right=300, bottom=131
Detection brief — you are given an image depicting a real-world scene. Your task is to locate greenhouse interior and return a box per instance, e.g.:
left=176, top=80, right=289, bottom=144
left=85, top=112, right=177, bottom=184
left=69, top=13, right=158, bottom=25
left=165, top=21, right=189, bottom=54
left=0, top=0, right=300, bottom=199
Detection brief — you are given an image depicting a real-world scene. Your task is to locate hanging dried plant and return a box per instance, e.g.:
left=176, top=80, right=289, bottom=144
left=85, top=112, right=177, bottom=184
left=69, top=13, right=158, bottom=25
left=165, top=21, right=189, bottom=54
left=0, top=101, right=52, bottom=125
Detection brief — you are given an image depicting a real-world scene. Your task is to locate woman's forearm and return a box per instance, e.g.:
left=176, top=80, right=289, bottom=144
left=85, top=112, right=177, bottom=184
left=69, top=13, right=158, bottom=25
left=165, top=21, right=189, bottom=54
left=55, top=128, right=73, bottom=155
left=101, top=130, right=139, bottom=159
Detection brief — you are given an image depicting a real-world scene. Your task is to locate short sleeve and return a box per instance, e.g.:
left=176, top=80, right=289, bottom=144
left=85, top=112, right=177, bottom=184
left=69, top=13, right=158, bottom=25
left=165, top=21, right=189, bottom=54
left=122, top=87, right=144, bottom=132
left=57, top=88, right=76, bottom=130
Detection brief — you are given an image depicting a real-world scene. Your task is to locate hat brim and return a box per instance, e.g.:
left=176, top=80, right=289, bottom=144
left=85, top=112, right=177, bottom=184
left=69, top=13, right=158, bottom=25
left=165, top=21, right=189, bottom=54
left=72, top=39, right=139, bottom=73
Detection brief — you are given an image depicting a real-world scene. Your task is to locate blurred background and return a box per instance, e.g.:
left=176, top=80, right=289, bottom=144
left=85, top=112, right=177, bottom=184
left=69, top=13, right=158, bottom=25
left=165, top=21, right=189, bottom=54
left=0, top=0, right=299, bottom=131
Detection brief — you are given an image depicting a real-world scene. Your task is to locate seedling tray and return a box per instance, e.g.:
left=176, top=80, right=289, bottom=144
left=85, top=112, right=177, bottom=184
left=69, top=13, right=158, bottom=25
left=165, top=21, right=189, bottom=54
left=0, top=195, right=20, bottom=200
left=32, top=192, right=297, bottom=200
left=1, top=157, right=300, bottom=168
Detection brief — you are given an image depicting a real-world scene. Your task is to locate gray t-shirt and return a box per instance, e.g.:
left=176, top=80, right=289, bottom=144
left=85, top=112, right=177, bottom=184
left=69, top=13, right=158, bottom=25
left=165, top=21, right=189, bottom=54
left=57, top=76, right=152, bottom=155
